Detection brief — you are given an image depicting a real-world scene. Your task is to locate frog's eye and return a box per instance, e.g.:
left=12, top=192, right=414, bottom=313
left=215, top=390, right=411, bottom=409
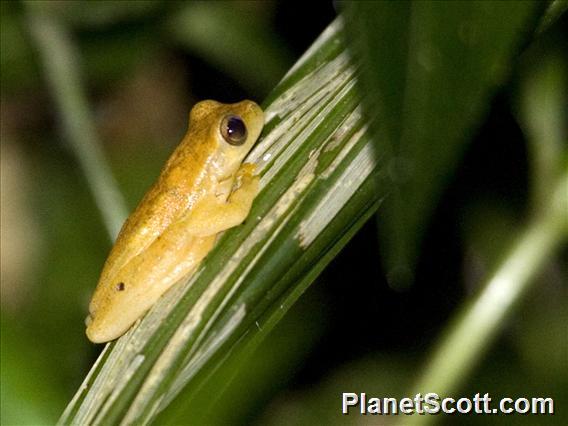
left=220, top=115, right=247, bottom=146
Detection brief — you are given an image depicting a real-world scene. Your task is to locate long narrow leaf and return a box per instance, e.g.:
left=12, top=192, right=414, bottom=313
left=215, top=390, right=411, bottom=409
left=341, top=1, right=542, bottom=284
left=59, top=19, right=388, bottom=425
left=26, top=2, right=128, bottom=240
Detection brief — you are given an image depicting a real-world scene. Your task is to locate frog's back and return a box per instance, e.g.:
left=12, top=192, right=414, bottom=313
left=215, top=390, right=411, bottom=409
left=96, top=123, right=215, bottom=291
left=93, top=101, right=226, bottom=306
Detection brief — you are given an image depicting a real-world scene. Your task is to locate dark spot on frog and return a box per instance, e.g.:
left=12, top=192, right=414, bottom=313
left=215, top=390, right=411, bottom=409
left=116, top=282, right=125, bottom=291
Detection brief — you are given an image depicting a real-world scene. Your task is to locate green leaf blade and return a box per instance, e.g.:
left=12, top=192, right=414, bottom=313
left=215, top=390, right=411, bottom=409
left=341, top=0, right=543, bottom=286
left=58, top=18, right=389, bottom=425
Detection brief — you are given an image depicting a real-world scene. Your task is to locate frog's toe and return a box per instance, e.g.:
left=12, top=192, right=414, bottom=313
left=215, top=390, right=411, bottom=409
left=238, top=163, right=257, bottom=177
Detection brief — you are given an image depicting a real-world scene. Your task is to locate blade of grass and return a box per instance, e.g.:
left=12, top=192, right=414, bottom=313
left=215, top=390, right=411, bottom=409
left=400, top=42, right=568, bottom=425
left=25, top=2, right=127, bottom=240
left=518, top=52, right=567, bottom=216
left=340, top=1, right=542, bottom=287
left=58, top=18, right=390, bottom=425
left=403, top=172, right=566, bottom=426
left=536, top=0, right=568, bottom=34
left=156, top=169, right=385, bottom=424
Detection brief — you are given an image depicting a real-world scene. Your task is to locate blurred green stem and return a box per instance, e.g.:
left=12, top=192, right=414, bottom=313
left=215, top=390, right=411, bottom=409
left=398, top=41, right=567, bottom=425
left=25, top=3, right=127, bottom=240
left=519, top=54, right=566, bottom=217
left=403, top=171, right=567, bottom=426
left=537, top=0, right=568, bottom=34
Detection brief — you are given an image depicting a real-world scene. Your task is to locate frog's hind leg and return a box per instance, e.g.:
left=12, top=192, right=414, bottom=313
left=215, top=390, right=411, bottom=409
left=85, top=230, right=215, bottom=343
left=107, top=228, right=216, bottom=312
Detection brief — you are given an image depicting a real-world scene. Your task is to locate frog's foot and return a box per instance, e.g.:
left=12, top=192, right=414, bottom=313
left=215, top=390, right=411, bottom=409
left=233, top=163, right=258, bottom=193
left=236, top=162, right=256, bottom=179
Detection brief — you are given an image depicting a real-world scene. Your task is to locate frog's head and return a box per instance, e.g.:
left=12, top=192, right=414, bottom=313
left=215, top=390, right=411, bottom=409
left=189, top=99, right=264, bottom=182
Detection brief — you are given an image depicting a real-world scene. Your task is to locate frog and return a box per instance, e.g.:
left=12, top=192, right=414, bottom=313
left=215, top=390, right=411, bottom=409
left=85, top=100, right=264, bottom=343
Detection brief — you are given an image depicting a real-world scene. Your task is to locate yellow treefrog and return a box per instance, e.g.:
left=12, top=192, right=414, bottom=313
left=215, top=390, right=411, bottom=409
left=86, top=100, right=263, bottom=343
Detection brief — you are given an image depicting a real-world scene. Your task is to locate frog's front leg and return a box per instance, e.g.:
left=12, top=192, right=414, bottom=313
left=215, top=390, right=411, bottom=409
left=186, top=164, right=259, bottom=237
